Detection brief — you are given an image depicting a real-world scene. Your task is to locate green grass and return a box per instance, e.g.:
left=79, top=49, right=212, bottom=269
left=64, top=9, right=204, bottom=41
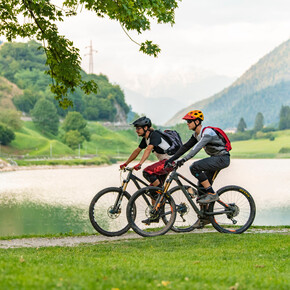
left=230, top=130, right=290, bottom=158
left=0, top=233, right=289, bottom=289
left=194, top=129, right=290, bottom=159
left=3, top=122, right=290, bottom=161
left=5, top=121, right=138, bottom=160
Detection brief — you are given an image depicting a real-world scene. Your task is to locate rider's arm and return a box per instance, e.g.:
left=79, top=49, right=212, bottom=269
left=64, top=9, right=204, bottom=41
left=139, top=145, right=154, bottom=165
left=183, top=133, right=213, bottom=161
left=125, top=147, right=142, bottom=165
left=167, top=135, right=198, bottom=162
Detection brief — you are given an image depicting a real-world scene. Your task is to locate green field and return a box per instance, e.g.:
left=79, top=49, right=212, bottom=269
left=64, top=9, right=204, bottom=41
left=0, top=233, right=289, bottom=289
left=3, top=121, right=138, bottom=162
left=2, top=123, right=290, bottom=163
left=230, top=130, right=290, bottom=158
left=194, top=129, right=290, bottom=159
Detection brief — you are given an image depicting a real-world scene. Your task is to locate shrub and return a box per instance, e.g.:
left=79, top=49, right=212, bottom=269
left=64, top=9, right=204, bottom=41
left=0, top=123, right=15, bottom=145
left=279, top=147, right=290, bottom=153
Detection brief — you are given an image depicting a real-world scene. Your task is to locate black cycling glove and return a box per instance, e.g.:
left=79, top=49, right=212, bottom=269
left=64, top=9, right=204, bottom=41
left=164, top=157, right=176, bottom=168
left=176, top=158, right=186, bottom=167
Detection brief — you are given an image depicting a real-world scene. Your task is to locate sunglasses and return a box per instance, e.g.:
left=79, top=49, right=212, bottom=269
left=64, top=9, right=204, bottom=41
left=186, top=119, right=195, bottom=124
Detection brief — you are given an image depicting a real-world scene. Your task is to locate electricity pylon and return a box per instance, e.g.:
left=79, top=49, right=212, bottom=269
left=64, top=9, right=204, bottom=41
left=85, top=40, right=98, bottom=74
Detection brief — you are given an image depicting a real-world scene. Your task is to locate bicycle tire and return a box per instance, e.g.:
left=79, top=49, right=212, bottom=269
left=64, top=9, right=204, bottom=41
left=89, top=187, right=132, bottom=236
left=167, top=186, right=199, bottom=232
left=126, top=186, right=176, bottom=237
left=208, top=185, right=256, bottom=234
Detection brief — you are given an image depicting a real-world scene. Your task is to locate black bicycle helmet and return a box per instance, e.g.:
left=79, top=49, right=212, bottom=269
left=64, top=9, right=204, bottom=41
left=131, top=116, right=152, bottom=128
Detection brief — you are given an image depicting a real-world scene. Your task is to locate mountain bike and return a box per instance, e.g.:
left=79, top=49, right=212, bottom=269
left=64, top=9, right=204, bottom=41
left=89, top=167, right=148, bottom=236
left=126, top=164, right=256, bottom=237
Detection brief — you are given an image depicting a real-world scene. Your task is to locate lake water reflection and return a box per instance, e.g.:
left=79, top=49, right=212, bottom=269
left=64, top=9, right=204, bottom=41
left=0, top=159, right=289, bottom=236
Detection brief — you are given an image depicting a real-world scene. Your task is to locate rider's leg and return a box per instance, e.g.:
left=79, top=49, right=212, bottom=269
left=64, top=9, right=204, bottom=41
left=190, top=156, right=230, bottom=204
left=143, top=159, right=173, bottom=188
left=143, top=171, right=160, bottom=187
left=192, top=170, right=220, bottom=228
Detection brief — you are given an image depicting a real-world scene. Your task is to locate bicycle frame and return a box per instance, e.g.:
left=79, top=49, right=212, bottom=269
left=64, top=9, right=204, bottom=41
left=155, top=167, right=233, bottom=219
left=111, top=168, right=148, bottom=214
left=121, top=168, right=148, bottom=192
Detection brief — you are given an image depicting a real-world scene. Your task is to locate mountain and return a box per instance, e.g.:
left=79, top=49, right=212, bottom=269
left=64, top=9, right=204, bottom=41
left=125, top=88, right=186, bottom=125
left=124, top=73, right=234, bottom=125
left=166, top=39, right=290, bottom=128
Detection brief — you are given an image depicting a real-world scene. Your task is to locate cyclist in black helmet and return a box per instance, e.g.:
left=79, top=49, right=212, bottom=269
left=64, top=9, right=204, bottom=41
left=120, top=116, right=174, bottom=189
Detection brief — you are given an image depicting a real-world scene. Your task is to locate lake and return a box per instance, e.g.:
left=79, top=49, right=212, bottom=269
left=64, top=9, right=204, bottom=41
left=0, top=159, right=289, bottom=236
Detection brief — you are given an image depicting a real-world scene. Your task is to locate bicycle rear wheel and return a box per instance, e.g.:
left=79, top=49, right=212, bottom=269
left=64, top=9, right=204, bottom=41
left=168, top=186, right=199, bottom=232
left=208, top=185, right=256, bottom=234
left=126, top=186, right=176, bottom=237
left=89, top=187, right=131, bottom=236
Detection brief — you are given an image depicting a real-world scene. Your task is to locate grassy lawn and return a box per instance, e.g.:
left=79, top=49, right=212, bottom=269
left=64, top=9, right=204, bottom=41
left=230, top=131, right=290, bottom=158
left=195, top=129, right=290, bottom=159
left=3, top=122, right=290, bottom=161
left=0, top=233, right=289, bottom=289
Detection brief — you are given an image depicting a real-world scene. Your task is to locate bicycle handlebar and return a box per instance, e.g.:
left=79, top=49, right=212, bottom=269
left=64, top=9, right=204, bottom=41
left=120, top=167, right=134, bottom=172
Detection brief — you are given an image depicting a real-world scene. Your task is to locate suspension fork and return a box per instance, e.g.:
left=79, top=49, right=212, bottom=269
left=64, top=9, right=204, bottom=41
left=110, top=173, right=131, bottom=214
left=151, top=179, right=172, bottom=214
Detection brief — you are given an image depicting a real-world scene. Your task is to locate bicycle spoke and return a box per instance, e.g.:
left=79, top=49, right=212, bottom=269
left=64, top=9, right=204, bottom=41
left=127, top=187, right=176, bottom=237
left=167, top=187, right=199, bottom=232
left=209, top=186, right=256, bottom=234
left=89, top=188, right=131, bottom=236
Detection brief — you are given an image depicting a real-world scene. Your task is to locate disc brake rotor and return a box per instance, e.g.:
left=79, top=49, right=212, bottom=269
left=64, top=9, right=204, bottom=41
left=107, top=206, right=121, bottom=219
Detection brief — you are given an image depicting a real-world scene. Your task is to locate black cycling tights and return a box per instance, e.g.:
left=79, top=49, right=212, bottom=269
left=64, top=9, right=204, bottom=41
left=143, top=171, right=167, bottom=186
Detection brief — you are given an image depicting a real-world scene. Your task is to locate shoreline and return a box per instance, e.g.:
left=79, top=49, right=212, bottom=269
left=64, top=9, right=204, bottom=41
left=0, top=163, right=114, bottom=172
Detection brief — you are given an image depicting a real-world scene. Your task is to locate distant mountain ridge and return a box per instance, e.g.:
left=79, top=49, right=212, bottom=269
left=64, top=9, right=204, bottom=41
left=166, top=39, right=290, bottom=128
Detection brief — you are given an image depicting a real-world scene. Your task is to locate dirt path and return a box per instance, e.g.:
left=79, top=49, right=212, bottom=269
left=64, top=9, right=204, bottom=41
left=0, top=228, right=289, bottom=249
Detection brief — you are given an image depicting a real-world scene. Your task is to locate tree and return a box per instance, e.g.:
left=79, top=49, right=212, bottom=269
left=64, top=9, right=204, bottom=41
left=63, top=130, right=84, bottom=150
left=0, top=109, right=22, bottom=130
left=62, top=111, right=90, bottom=141
left=13, top=89, right=40, bottom=113
left=279, top=105, right=290, bottom=130
left=254, top=112, right=264, bottom=132
left=31, top=98, right=59, bottom=135
left=0, top=123, right=15, bottom=145
left=0, top=1, right=179, bottom=108
left=237, top=118, right=247, bottom=133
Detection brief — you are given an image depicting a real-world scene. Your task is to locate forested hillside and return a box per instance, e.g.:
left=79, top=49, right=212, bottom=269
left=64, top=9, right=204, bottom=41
left=0, top=41, right=129, bottom=122
left=0, top=76, right=22, bottom=110
left=166, top=39, right=290, bottom=128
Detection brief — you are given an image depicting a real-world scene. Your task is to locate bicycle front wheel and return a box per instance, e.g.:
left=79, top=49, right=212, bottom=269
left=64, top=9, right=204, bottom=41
left=208, top=185, right=256, bottom=234
left=126, top=187, right=176, bottom=237
left=89, top=187, right=131, bottom=236
left=168, top=186, right=199, bottom=232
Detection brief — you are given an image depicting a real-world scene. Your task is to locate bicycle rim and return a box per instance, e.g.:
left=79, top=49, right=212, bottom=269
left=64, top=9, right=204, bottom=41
left=89, top=187, right=131, bottom=236
left=209, top=185, right=256, bottom=234
left=167, top=186, right=199, bottom=232
left=127, top=187, right=176, bottom=237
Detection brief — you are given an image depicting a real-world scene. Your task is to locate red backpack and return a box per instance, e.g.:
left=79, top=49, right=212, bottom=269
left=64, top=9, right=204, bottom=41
left=201, top=126, right=232, bottom=151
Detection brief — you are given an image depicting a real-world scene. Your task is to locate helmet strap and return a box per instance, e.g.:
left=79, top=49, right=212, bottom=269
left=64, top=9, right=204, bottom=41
left=142, top=126, right=149, bottom=137
left=192, top=120, right=201, bottom=131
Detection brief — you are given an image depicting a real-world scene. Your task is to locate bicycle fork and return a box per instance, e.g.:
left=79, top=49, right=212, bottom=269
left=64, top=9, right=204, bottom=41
left=151, top=181, right=172, bottom=216
left=109, top=181, right=128, bottom=215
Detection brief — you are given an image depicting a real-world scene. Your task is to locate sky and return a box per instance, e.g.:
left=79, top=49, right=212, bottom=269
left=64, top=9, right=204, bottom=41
left=55, top=0, right=290, bottom=78
left=3, top=0, right=290, bottom=123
